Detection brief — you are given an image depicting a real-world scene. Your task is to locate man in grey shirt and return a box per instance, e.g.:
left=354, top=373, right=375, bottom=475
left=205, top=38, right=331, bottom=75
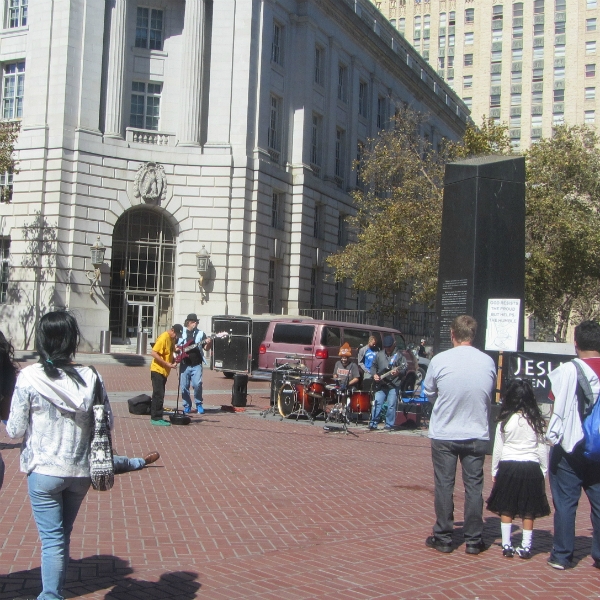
left=424, top=315, right=496, bottom=555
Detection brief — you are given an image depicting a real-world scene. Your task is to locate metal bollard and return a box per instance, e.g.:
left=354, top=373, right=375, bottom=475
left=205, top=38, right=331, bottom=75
left=99, top=331, right=111, bottom=354
left=136, top=332, right=148, bottom=355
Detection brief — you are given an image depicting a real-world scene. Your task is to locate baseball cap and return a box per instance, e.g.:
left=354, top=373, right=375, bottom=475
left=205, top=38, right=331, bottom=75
left=382, top=334, right=395, bottom=348
left=172, top=324, right=183, bottom=336
left=186, top=313, right=198, bottom=322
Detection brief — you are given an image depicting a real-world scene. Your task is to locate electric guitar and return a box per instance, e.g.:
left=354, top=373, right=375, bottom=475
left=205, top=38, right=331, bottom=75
left=175, top=331, right=229, bottom=364
left=377, top=354, right=407, bottom=382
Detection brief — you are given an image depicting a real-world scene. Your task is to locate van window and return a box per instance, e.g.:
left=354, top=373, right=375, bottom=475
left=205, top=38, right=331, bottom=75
left=395, top=334, right=407, bottom=350
left=272, top=323, right=315, bottom=345
left=344, top=328, right=371, bottom=349
left=321, top=326, right=341, bottom=347
left=371, top=332, right=383, bottom=347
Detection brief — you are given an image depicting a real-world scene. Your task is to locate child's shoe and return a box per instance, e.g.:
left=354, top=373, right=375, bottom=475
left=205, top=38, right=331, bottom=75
left=502, top=544, right=515, bottom=557
left=515, top=546, right=532, bottom=559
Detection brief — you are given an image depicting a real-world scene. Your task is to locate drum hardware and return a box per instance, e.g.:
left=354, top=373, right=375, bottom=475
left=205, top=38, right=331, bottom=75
left=261, top=365, right=304, bottom=418
left=324, top=385, right=349, bottom=433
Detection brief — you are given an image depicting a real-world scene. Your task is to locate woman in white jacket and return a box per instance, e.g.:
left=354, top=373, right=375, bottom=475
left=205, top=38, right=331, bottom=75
left=6, top=311, right=112, bottom=600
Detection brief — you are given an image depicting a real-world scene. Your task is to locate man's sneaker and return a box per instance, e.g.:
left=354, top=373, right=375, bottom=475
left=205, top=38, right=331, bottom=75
left=183, top=408, right=191, bottom=415
left=196, top=405, right=205, bottom=414
left=593, top=559, right=600, bottom=569
left=383, top=425, right=394, bottom=431
left=368, top=425, right=378, bottom=431
left=465, top=541, right=486, bottom=555
left=515, top=546, right=532, bottom=559
left=425, top=535, right=453, bottom=553
left=547, top=558, right=567, bottom=570
left=502, top=544, right=515, bottom=558
left=151, top=419, right=171, bottom=427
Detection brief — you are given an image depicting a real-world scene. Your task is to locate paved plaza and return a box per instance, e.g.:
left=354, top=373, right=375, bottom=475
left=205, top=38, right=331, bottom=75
left=0, top=358, right=598, bottom=599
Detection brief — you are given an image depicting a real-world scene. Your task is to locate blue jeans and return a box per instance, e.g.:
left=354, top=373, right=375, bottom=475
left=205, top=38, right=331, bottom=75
left=430, top=438, right=488, bottom=546
left=549, top=444, right=600, bottom=567
left=180, top=363, right=203, bottom=412
left=370, top=386, right=399, bottom=428
left=27, top=472, right=91, bottom=600
left=113, top=455, right=145, bottom=474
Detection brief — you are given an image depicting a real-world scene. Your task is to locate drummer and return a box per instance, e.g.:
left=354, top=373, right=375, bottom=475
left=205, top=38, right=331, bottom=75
left=333, top=343, right=360, bottom=390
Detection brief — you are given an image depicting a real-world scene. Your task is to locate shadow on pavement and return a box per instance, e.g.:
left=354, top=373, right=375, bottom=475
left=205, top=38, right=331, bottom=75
left=0, top=554, right=201, bottom=600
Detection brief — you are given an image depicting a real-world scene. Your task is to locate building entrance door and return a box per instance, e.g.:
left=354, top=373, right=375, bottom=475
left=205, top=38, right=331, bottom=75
left=109, top=208, right=176, bottom=344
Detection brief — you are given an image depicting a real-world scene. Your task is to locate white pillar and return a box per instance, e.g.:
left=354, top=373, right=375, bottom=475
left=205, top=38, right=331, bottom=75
left=178, top=0, right=204, bottom=146
left=104, top=0, right=128, bottom=138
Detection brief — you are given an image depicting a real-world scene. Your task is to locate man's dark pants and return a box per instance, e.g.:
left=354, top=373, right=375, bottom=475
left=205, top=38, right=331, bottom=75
left=150, top=371, right=167, bottom=420
left=431, top=438, right=488, bottom=546
left=549, top=444, right=600, bottom=567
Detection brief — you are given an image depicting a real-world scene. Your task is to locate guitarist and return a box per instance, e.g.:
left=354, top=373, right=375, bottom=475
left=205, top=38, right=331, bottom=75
left=176, top=313, right=212, bottom=415
left=368, top=334, right=407, bottom=431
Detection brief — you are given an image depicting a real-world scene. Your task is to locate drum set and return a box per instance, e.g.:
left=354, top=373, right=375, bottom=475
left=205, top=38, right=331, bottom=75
left=261, top=358, right=373, bottom=431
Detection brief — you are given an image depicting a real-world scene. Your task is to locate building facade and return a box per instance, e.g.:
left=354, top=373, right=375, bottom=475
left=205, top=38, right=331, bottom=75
left=375, top=0, right=599, bottom=150
left=0, top=0, right=467, bottom=350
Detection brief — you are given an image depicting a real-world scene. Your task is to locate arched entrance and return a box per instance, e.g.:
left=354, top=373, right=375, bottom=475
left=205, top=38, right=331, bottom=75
left=109, top=208, right=175, bottom=343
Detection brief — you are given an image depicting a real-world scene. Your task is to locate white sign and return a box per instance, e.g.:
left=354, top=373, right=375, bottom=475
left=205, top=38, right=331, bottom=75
left=485, top=299, right=521, bottom=352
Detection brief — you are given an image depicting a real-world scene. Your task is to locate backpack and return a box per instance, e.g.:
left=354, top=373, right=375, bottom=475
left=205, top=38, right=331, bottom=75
left=572, top=360, right=600, bottom=462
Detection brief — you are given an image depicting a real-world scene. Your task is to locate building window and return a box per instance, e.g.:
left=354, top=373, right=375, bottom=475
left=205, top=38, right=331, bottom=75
left=513, top=3, right=524, bottom=17
left=356, top=141, right=364, bottom=188
left=465, top=32, right=474, bottom=44
left=492, top=5, right=503, bottom=21
left=555, top=66, right=565, bottom=79
left=510, top=116, right=521, bottom=127
left=490, top=94, right=501, bottom=107
left=130, top=82, right=161, bottom=130
left=314, top=46, right=324, bottom=85
left=338, top=214, right=347, bottom=246
left=440, top=12, right=447, bottom=28
left=310, top=114, right=322, bottom=175
left=555, top=44, right=566, bottom=57
left=534, top=0, right=545, bottom=14
left=532, top=68, right=544, bottom=82
left=586, top=109, right=596, bottom=123
left=464, top=53, right=473, bottom=66
left=491, top=72, right=501, bottom=85
left=513, top=26, right=523, bottom=39
left=532, top=115, right=543, bottom=128
left=0, top=170, right=13, bottom=203
left=268, top=94, right=281, bottom=161
left=439, top=36, right=446, bottom=49
left=587, top=18, right=597, bottom=32
left=587, top=63, right=596, bottom=77
left=135, top=7, right=163, bottom=50
left=398, top=18, right=406, bottom=34
left=588, top=0, right=597, bottom=8
left=534, top=23, right=545, bottom=36
left=553, top=113, right=565, bottom=125
left=310, top=267, right=319, bottom=309
left=271, top=21, right=283, bottom=65
left=335, top=129, right=345, bottom=185
left=414, top=15, right=421, bottom=37
left=555, top=0, right=566, bottom=9
left=463, top=97, right=472, bottom=110
left=533, top=46, right=544, bottom=59
left=268, top=259, right=276, bottom=313
left=512, top=48, right=523, bottom=60
left=492, top=30, right=503, bottom=43
left=338, top=64, right=348, bottom=102
left=0, top=238, right=8, bottom=303
left=358, top=81, right=369, bottom=118
left=447, top=55, right=454, bottom=68
left=465, top=8, right=474, bottom=24
left=464, top=75, right=473, bottom=88
left=2, top=62, right=24, bottom=120
left=438, top=56, right=445, bottom=69
left=587, top=41, right=597, bottom=55
left=554, top=89, right=565, bottom=102
left=586, top=86, right=596, bottom=100
left=313, top=204, right=323, bottom=239
left=377, top=97, right=386, bottom=129
left=334, top=281, right=345, bottom=309
left=423, top=14, right=430, bottom=37
left=491, top=50, right=503, bottom=63
left=271, top=192, right=282, bottom=229
left=555, top=21, right=566, bottom=34
left=532, top=90, right=543, bottom=104
left=7, top=0, right=27, bottom=28
left=449, top=11, right=456, bottom=26
left=511, top=93, right=522, bottom=106
left=511, top=70, right=522, bottom=83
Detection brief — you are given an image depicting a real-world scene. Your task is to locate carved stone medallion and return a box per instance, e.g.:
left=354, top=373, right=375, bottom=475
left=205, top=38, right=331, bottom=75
left=133, top=162, right=167, bottom=204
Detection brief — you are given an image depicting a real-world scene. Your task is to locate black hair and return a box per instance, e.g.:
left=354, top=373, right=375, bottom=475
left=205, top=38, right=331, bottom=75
left=0, top=330, right=18, bottom=416
left=574, top=320, right=600, bottom=352
left=498, top=379, right=545, bottom=438
left=36, top=311, right=86, bottom=387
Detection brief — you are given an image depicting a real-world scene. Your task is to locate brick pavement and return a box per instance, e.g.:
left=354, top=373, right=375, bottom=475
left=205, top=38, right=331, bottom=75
left=0, top=364, right=598, bottom=599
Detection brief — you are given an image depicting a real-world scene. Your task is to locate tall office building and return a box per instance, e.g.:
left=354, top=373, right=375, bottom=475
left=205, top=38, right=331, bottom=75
left=374, top=0, right=599, bottom=149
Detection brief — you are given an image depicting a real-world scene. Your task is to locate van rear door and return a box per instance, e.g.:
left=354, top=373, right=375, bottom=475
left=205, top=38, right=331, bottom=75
left=262, top=322, right=317, bottom=371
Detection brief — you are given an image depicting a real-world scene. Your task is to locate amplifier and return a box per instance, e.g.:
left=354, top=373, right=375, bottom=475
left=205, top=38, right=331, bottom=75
left=394, top=402, right=422, bottom=427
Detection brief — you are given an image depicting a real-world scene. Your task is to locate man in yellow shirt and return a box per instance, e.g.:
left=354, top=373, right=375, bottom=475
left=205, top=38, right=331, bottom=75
left=150, top=324, right=183, bottom=426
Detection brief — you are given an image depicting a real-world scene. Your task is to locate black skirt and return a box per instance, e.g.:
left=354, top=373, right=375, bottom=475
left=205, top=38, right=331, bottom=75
left=486, top=460, right=551, bottom=520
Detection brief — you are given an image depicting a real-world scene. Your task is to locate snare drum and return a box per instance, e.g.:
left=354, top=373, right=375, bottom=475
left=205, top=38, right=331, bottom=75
left=349, top=391, right=371, bottom=413
left=294, top=381, right=323, bottom=415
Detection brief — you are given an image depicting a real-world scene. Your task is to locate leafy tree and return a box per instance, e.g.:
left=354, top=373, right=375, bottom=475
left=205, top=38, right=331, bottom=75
left=525, top=124, right=600, bottom=341
left=327, top=109, right=510, bottom=313
left=0, top=120, right=19, bottom=202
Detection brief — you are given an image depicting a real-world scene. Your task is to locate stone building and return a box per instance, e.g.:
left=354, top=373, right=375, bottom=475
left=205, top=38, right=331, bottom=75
left=374, top=0, right=599, bottom=150
left=0, top=0, right=467, bottom=350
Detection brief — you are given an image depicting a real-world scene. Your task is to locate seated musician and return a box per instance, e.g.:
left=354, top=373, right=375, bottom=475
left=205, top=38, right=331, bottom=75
left=332, top=343, right=360, bottom=390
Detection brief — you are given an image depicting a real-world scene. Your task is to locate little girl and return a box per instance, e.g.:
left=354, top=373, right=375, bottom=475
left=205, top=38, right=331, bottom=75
left=486, top=379, right=550, bottom=558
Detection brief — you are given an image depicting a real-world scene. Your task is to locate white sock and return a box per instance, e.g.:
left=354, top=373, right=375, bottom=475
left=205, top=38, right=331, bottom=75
left=521, top=529, right=533, bottom=550
left=501, top=522, right=512, bottom=547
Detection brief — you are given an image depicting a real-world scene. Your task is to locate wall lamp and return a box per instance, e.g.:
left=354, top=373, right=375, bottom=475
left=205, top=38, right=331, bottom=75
left=196, top=245, right=211, bottom=297
left=86, top=236, right=106, bottom=297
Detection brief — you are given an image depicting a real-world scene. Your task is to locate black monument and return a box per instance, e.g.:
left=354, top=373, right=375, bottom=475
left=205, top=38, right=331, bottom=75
left=434, top=155, right=526, bottom=354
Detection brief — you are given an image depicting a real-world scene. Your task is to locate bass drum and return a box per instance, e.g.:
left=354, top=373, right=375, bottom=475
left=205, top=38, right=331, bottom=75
left=277, top=382, right=297, bottom=417
left=349, top=391, right=371, bottom=413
